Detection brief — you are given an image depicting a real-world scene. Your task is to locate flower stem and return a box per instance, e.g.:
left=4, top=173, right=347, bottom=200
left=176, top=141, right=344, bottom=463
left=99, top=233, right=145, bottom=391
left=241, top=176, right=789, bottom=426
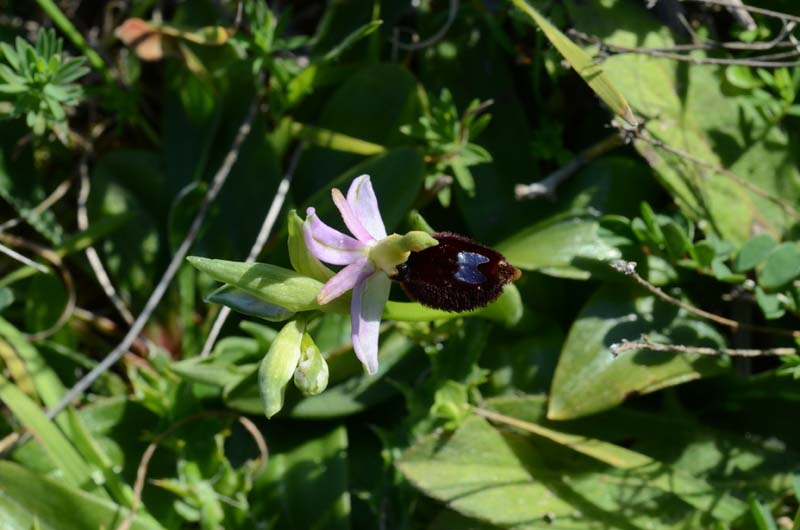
left=35, top=0, right=113, bottom=82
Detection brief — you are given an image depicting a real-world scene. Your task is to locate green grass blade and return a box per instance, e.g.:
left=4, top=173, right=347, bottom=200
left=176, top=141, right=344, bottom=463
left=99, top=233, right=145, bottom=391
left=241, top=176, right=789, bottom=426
left=0, top=374, right=103, bottom=497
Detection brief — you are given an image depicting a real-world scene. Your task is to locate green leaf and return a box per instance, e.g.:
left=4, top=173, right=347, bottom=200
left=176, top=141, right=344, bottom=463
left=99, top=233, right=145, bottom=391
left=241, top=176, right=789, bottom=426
left=0, top=374, right=98, bottom=495
left=548, top=284, right=730, bottom=420
left=290, top=122, right=385, bottom=155
left=0, top=461, right=162, bottom=530
left=478, top=404, right=747, bottom=522
left=206, top=285, right=295, bottom=322
left=0, top=317, right=65, bottom=410
left=511, top=0, right=636, bottom=126
left=321, top=19, right=382, bottom=62
left=750, top=499, right=778, bottom=530
left=565, top=1, right=800, bottom=243
left=755, top=285, right=787, bottom=320
left=398, top=415, right=709, bottom=529
left=63, top=408, right=136, bottom=508
left=662, top=221, right=693, bottom=261
left=496, top=214, right=621, bottom=279
left=187, top=257, right=338, bottom=313
left=170, top=356, right=253, bottom=389
left=734, top=234, right=778, bottom=273
left=758, top=243, right=800, bottom=290
left=0, top=42, right=20, bottom=71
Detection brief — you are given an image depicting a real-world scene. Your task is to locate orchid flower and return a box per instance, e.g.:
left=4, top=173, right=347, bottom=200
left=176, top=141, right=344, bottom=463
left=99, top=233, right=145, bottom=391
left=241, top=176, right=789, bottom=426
left=304, top=175, right=437, bottom=374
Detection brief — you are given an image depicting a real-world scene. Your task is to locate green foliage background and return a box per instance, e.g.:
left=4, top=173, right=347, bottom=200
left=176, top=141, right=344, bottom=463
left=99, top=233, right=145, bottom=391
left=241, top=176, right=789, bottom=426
left=0, top=0, right=799, bottom=529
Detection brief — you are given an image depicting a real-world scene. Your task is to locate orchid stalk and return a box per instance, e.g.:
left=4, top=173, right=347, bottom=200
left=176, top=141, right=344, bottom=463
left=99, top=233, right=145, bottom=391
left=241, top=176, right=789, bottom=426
left=304, top=175, right=437, bottom=374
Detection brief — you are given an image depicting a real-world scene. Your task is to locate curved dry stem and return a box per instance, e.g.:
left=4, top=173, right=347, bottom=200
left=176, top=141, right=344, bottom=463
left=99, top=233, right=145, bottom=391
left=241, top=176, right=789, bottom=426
left=77, top=157, right=136, bottom=325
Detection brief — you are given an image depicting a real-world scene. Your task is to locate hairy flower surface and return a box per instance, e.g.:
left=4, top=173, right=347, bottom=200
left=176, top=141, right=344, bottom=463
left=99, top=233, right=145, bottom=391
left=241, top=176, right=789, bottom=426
left=304, top=175, right=436, bottom=374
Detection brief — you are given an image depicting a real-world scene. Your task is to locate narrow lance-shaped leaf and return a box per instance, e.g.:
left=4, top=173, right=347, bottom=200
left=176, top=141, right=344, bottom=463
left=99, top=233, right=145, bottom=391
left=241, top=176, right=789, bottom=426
left=510, top=0, right=637, bottom=126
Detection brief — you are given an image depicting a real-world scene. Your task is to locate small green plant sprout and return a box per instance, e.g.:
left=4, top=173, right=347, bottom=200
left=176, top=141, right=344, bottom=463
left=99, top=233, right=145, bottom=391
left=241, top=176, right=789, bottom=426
left=0, top=28, right=88, bottom=138
left=401, top=88, right=493, bottom=206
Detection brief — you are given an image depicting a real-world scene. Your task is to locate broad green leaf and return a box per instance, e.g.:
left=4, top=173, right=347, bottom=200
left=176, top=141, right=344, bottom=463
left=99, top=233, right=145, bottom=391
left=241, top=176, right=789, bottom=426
left=496, top=214, right=621, bottom=279
left=398, top=415, right=703, bottom=529
left=511, top=0, right=636, bottom=126
left=734, top=234, right=778, bottom=273
left=565, top=0, right=800, bottom=243
left=477, top=403, right=747, bottom=522
left=758, top=243, right=800, bottom=290
left=0, top=461, right=161, bottom=530
left=548, top=284, right=730, bottom=420
left=0, top=374, right=99, bottom=495
left=251, top=427, right=350, bottom=530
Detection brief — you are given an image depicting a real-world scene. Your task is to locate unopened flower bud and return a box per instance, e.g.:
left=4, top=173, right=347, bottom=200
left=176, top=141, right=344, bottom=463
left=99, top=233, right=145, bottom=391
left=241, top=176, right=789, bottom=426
left=293, top=332, right=329, bottom=396
left=258, top=318, right=305, bottom=418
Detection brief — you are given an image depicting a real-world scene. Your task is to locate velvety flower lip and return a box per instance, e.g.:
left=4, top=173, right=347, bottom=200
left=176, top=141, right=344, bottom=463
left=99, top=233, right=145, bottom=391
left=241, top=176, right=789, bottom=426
left=303, top=174, right=390, bottom=375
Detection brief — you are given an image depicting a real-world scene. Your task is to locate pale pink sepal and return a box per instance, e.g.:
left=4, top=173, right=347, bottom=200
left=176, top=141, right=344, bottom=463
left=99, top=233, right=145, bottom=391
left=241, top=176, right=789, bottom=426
left=332, top=188, right=374, bottom=243
left=347, top=175, right=387, bottom=241
left=351, top=271, right=391, bottom=375
left=303, top=207, right=366, bottom=265
left=317, top=257, right=374, bottom=305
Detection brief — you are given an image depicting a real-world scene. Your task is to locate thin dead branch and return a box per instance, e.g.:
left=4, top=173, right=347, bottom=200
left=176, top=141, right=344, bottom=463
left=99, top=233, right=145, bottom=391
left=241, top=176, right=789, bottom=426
left=610, top=335, right=795, bottom=357
left=611, top=260, right=800, bottom=339
left=515, top=133, right=624, bottom=200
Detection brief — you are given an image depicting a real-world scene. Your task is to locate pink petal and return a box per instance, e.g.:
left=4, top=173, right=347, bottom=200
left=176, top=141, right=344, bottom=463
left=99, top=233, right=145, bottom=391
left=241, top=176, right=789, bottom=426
left=304, top=207, right=367, bottom=265
left=351, top=271, right=391, bottom=375
left=347, top=175, right=387, bottom=241
left=317, top=257, right=374, bottom=305
left=332, top=188, right=374, bottom=243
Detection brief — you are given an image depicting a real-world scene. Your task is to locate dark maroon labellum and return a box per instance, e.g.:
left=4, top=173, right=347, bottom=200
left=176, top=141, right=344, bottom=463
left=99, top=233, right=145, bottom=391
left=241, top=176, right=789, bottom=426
left=392, top=232, right=521, bottom=312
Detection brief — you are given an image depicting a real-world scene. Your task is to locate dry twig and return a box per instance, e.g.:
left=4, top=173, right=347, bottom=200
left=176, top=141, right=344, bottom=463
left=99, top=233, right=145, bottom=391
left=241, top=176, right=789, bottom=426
left=515, top=133, right=624, bottom=200
left=611, top=260, right=800, bottom=338
left=77, top=157, right=137, bottom=325
left=610, top=335, right=795, bottom=357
